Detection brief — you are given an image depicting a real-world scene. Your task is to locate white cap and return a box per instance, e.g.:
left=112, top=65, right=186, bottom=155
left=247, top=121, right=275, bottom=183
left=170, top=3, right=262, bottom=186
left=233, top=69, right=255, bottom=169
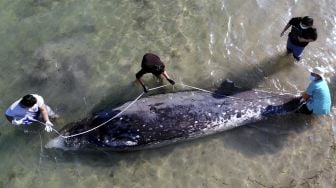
left=310, top=67, right=325, bottom=79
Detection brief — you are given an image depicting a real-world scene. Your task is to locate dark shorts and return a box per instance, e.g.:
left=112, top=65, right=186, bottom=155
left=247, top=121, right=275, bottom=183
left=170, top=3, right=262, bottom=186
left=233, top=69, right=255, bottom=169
left=287, top=38, right=305, bottom=61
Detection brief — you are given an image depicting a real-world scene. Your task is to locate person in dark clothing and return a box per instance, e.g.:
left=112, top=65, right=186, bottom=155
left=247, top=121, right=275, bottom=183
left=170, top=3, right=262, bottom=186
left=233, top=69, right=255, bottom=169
left=280, top=16, right=317, bottom=61
left=136, top=53, right=175, bottom=92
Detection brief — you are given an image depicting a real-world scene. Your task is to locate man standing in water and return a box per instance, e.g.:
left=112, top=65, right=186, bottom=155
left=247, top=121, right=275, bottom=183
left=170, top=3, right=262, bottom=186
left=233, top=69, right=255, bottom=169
left=136, top=53, right=175, bottom=92
left=280, top=16, right=317, bottom=61
left=297, top=67, right=331, bottom=115
left=5, top=94, right=58, bottom=132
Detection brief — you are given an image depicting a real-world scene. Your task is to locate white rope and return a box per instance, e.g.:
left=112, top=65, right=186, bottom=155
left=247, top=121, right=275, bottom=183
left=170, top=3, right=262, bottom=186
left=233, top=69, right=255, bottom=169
left=253, top=88, right=301, bottom=97
left=30, top=118, right=63, bottom=135
left=35, top=82, right=300, bottom=139
left=34, top=84, right=171, bottom=138
left=148, top=84, right=169, bottom=91
left=31, top=93, right=144, bottom=138
left=180, top=83, right=242, bottom=100
left=181, top=83, right=301, bottom=99
left=180, top=83, right=213, bottom=93
left=60, top=92, right=145, bottom=138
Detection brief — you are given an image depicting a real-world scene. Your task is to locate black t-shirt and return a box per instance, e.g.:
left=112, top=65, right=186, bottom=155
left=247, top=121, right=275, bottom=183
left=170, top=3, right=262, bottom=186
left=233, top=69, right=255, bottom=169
left=136, top=53, right=165, bottom=79
left=288, top=17, right=317, bottom=47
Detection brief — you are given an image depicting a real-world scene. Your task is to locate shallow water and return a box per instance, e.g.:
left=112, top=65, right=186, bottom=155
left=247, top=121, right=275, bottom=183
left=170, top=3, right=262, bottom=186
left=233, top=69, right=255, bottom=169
left=0, top=0, right=336, bottom=187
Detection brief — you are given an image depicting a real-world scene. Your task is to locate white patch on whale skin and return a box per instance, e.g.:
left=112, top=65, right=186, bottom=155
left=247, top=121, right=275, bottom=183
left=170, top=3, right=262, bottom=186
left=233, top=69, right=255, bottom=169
left=125, top=141, right=137, bottom=146
left=202, top=108, right=262, bottom=133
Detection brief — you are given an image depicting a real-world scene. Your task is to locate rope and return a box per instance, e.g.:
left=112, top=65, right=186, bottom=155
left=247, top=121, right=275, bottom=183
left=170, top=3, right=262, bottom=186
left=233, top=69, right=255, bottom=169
left=180, top=83, right=213, bottom=94
left=30, top=118, right=63, bottom=135
left=148, top=84, right=169, bottom=91
left=61, top=92, right=145, bottom=138
left=180, top=83, right=241, bottom=100
left=253, top=88, right=301, bottom=97
left=34, top=84, right=170, bottom=138
left=37, top=82, right=300, bottom=139
left=180, top=83, right=300, bottom=100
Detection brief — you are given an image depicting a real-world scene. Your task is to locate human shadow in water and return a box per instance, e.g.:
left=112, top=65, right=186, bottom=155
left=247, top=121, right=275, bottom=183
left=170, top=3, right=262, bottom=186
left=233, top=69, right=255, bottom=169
left=212, top=53, right=294, bottom=98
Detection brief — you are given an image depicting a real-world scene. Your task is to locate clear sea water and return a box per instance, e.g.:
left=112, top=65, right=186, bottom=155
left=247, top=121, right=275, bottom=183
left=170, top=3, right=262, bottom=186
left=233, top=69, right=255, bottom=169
left=0, top=0, right=335, bottom=187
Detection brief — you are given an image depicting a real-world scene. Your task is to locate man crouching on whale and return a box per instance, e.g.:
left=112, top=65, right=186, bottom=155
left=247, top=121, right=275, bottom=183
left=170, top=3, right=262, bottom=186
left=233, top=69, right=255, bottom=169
left=5, top=94, right=58, bottom=132
left=135, top=53, right=176, bottom=92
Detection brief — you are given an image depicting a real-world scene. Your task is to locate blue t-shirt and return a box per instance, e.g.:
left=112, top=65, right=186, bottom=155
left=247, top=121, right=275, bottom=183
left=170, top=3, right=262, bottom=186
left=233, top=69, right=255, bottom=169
left=306, top=79, right=331, bottom=115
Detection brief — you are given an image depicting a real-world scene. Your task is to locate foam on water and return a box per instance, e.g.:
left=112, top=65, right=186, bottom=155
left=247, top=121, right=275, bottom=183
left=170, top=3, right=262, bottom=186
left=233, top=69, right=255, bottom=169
left=45, top=136, right=66, bottom=149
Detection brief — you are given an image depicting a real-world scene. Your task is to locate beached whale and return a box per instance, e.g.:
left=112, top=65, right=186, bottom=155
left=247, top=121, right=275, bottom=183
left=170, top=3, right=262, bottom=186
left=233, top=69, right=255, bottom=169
left=46, top=82, right=302, bottom=151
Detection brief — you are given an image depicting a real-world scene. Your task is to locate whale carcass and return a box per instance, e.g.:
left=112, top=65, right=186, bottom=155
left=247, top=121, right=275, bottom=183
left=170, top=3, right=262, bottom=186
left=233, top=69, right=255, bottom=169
left=46, top=83, right=302, bottom=150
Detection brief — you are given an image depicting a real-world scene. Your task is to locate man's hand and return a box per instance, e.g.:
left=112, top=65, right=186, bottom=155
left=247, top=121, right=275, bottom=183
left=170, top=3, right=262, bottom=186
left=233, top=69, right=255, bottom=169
left=297, top=36, right=304, bottom=42
left=280, top=31, right=285, bottom=37
left=143, top=85, right=149, bottom=93
left=12, top=118, right=24, bottom=126
left=297, top=36, right=313, bottom=43
left=44, top=120, right=54, bottom=132
left=302, top=92, right=310, bottom=101
left=167, top=78, right=175, bottom=85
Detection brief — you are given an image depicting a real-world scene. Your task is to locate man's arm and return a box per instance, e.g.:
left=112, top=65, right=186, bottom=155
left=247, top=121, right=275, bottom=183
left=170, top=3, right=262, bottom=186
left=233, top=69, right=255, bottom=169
left=135, top=69, right=149, bottom=92
left=280, top=23, right=291, bottom=37
left=298, top=27, right=317, bottom=43
left=302, top=92, right=311, bottom=101
left=297, top=36, right=315, bottom=43
left=136, top=77, right=146, bottom=88
left=162, top=71, right=170, bottom=80
left=39, top=104, right=54, bottom=132
left=39, top=104, right=50, bottom=123
left=162, top=71, right=175, bottom=85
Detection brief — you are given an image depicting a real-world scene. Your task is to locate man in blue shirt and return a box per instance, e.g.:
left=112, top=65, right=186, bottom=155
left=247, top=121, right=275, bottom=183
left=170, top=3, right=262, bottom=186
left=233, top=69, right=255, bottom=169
left=297, top=67, right=331, bottom=115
